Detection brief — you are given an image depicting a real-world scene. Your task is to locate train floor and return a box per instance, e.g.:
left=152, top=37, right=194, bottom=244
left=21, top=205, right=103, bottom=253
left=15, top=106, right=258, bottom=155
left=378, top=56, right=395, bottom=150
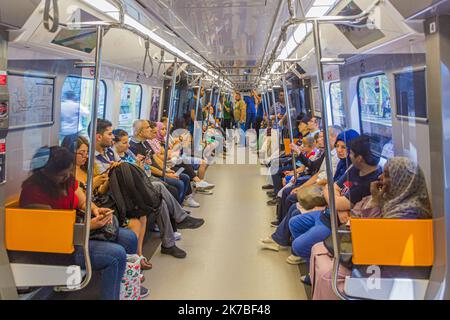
left=142, top=160, right=308, bottom=300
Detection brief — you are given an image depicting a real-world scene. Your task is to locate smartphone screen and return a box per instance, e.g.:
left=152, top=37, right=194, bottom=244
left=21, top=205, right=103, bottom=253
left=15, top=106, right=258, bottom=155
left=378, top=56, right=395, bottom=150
left=100, top=210, right=114, bottom=218
left=175, top=167, right=185, bottom=177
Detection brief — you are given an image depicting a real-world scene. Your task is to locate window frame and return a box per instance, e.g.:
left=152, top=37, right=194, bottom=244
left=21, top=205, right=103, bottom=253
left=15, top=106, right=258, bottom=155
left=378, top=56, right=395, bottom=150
left=60, top=75, right=107, bottom=139
left=328, top=81, right=346, bottom=128
left=393, top=67, right=428, bottom=124
left=149, top=87, right=163, bottom=121
left=121, top=82, right=143, bottom=119
left=356, top=72, right=391, bottom=136
left=61, top=75, right=107, bottom=118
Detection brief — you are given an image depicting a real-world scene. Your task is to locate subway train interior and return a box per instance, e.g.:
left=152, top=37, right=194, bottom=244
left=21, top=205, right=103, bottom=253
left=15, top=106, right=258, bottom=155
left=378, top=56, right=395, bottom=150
left=0, top=0, right=450, bottom=302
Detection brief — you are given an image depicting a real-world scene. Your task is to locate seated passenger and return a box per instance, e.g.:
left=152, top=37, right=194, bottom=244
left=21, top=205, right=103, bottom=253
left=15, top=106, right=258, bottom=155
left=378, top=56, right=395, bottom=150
left=282, top=136, right=320, bottom=185
left=129, top=120, right=199, bottom=208
left=266, top=116, right=323, bottom=204
left=155, top=121, right=215, bottom=192
left=261, top=127, right=352, bottom=252
left=311, top=157, right=432, bottom=300
left=112, top=128, right=205, bottom=231
left=270, top=127, right=343, bottom=227
left=19, top=146, right=142, bottom=300
left=288, top=135, right=382, bottom=284
left=90, top=120, right=201, bottom=259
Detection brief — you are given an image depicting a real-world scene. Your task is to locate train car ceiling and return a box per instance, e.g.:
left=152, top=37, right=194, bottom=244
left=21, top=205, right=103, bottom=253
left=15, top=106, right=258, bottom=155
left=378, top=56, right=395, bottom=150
left=275, top=0, right=426, bottom=84
left=0, top=0, right=41, bottom=30
left=5, top=0, right=212, bottom=83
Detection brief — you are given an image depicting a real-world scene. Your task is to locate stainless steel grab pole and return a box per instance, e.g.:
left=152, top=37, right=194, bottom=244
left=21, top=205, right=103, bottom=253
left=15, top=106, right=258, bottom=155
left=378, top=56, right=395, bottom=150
left=269, top=83, right=282, bottom=150
left=193, top=78, right=203, bottom=125
left=262, top=90, right=269, bottom=119
left=312, top=19, right=348, bottom=300
left=214, top=84, right=222, bottom=120
left=281, top=62, right=298, bottom=181
left=162, top=58, right=178, bottom=179
left=207, top=86, right=214, bottom=127
left=192, top=78, right=203, bottom=159
left=54, top=25, right=104, bottom=292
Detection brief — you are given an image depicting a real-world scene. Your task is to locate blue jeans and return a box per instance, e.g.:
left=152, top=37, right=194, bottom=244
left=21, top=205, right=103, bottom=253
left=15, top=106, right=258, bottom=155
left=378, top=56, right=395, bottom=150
left=277, top=175, right=310, bottom=222
left=272, top=204, right=301, bottom=246
left=289, top=210, right=331, bottom=260
left=165, top=173, right=191, bottom=203
left=179, top=173, right=192, bottom=198
left=272, top=165, right=293, bottom=194
left=246, top=113, right=256, bottom=131
left=74, top=228, right=138, bottom=300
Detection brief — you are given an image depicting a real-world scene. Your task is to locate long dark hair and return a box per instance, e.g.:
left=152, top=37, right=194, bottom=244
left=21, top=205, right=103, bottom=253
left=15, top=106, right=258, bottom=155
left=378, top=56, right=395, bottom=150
left=61, top=134, right=90, bottom=172
left=22, top=146, right=75, bottom=198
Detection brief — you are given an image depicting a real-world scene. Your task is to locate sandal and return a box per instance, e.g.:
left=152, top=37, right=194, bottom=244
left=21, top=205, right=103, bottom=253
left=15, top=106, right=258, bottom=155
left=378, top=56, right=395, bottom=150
left=140, top=256, right=153, bottom=270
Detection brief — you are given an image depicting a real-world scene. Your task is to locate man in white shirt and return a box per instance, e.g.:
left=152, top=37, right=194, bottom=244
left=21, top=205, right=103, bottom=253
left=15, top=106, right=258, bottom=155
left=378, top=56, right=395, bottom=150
left=306, top=116, right=321, bottom=138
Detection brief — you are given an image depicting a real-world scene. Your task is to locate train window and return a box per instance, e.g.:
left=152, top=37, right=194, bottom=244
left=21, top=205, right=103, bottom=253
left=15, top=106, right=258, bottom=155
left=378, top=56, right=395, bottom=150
left=119, top=83, right=142, bottom=133
left=149, top=88, right=162, bottom=121
left=60, top=76, right=107, bottom=139
left=357, top=74, right=392, bottom=155
left=329, top=82, right=346, bottom=127
left=394, top=69, right=428, bottom=121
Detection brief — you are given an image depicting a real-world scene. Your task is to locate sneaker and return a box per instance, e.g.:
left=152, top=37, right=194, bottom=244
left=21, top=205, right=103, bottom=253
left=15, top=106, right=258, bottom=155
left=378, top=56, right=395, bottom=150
left=195, top=180, right=215, bottom=190
left=300, top=274, right=312, bottom=286
left=261, top=236, right=276, bottom=244
left=267, top=198, right=279, bottom=206
left=183, top=196, right=200, bottom=208
left=177, top=216, right=205, bottom=229
left=140, top=286, right=150, bottom=299
left=195, top=188, right=213, bottom=195
left=270, top=220, right=280, bottom=227
left=161, top=245, right=187, bottom=258
left=174, top=232, right=182, bottom=241
left=260, top=238, right=281, bottom=252
left=266, top=191, right=276, bottom=197
left=286, top=254, right=306, bottom=265
left=262, top=184, right=274, bottom=190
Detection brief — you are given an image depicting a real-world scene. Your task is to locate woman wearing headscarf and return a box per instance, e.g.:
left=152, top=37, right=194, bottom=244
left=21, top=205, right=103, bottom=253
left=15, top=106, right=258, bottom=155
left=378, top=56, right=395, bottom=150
left=310, top=157, right=432, bottom=300
left=153, top=122, right=215, bottom=196
left=351, top=156, right=432, bottom=219
left=333, top=129, right=360, bottom=182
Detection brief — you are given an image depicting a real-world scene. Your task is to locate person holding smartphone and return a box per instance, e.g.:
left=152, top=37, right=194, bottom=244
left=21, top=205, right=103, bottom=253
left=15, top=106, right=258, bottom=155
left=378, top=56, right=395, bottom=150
left=20, top=146, right=143, bottom=300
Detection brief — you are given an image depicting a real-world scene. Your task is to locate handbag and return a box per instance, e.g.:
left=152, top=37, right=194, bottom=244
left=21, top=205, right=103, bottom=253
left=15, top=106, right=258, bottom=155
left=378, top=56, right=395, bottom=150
left=89, top=213, right=120, bottom=242
left=120, top=254, right=142, bottom=300
left=323, top=225, right=353, bottom=269
left=76, top=208, right=120, bottom=242
left=296, top=185, right=327, bottom=210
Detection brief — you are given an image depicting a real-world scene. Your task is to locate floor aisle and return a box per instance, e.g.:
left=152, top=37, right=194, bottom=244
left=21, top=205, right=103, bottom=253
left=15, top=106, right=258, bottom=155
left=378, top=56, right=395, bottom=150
left=143, top=163, right=307, bottom=300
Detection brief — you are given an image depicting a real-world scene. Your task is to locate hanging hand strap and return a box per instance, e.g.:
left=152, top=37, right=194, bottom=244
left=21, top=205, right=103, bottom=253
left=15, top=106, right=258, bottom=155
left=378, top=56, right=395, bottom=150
left=44, top=0, right=59, bottom=33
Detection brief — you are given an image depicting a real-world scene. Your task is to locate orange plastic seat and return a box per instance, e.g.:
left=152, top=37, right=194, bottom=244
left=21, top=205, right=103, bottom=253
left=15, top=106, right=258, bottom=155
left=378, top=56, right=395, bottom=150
left=350, top=218, right=434, bottom=267
left=284, top=138, right=299, bottom=154
left=5, top=199, right=76, bottom=254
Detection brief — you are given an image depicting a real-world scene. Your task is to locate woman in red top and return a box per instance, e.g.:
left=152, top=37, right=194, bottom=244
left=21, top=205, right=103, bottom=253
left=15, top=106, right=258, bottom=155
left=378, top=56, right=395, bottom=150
left=20, top=146, right=139, bottom=300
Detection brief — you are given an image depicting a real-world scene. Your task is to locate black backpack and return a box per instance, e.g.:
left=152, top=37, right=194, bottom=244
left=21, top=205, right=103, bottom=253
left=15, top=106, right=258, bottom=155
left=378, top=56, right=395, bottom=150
left=108, top=162, right=162, bottom=225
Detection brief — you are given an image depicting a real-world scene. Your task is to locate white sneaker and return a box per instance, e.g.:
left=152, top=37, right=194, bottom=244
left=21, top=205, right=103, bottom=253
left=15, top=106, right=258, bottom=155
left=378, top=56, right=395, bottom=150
left=286, top=254, right=306, bottom=265
left=260, top=237, right=288, bottom=252
left=174, top=232, right=182, bottom=241
left=195, top=180, right=215, bottom=190
left=260, top=241, right=280, bottom=252
left=183, top=196, right=200, bottom=208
